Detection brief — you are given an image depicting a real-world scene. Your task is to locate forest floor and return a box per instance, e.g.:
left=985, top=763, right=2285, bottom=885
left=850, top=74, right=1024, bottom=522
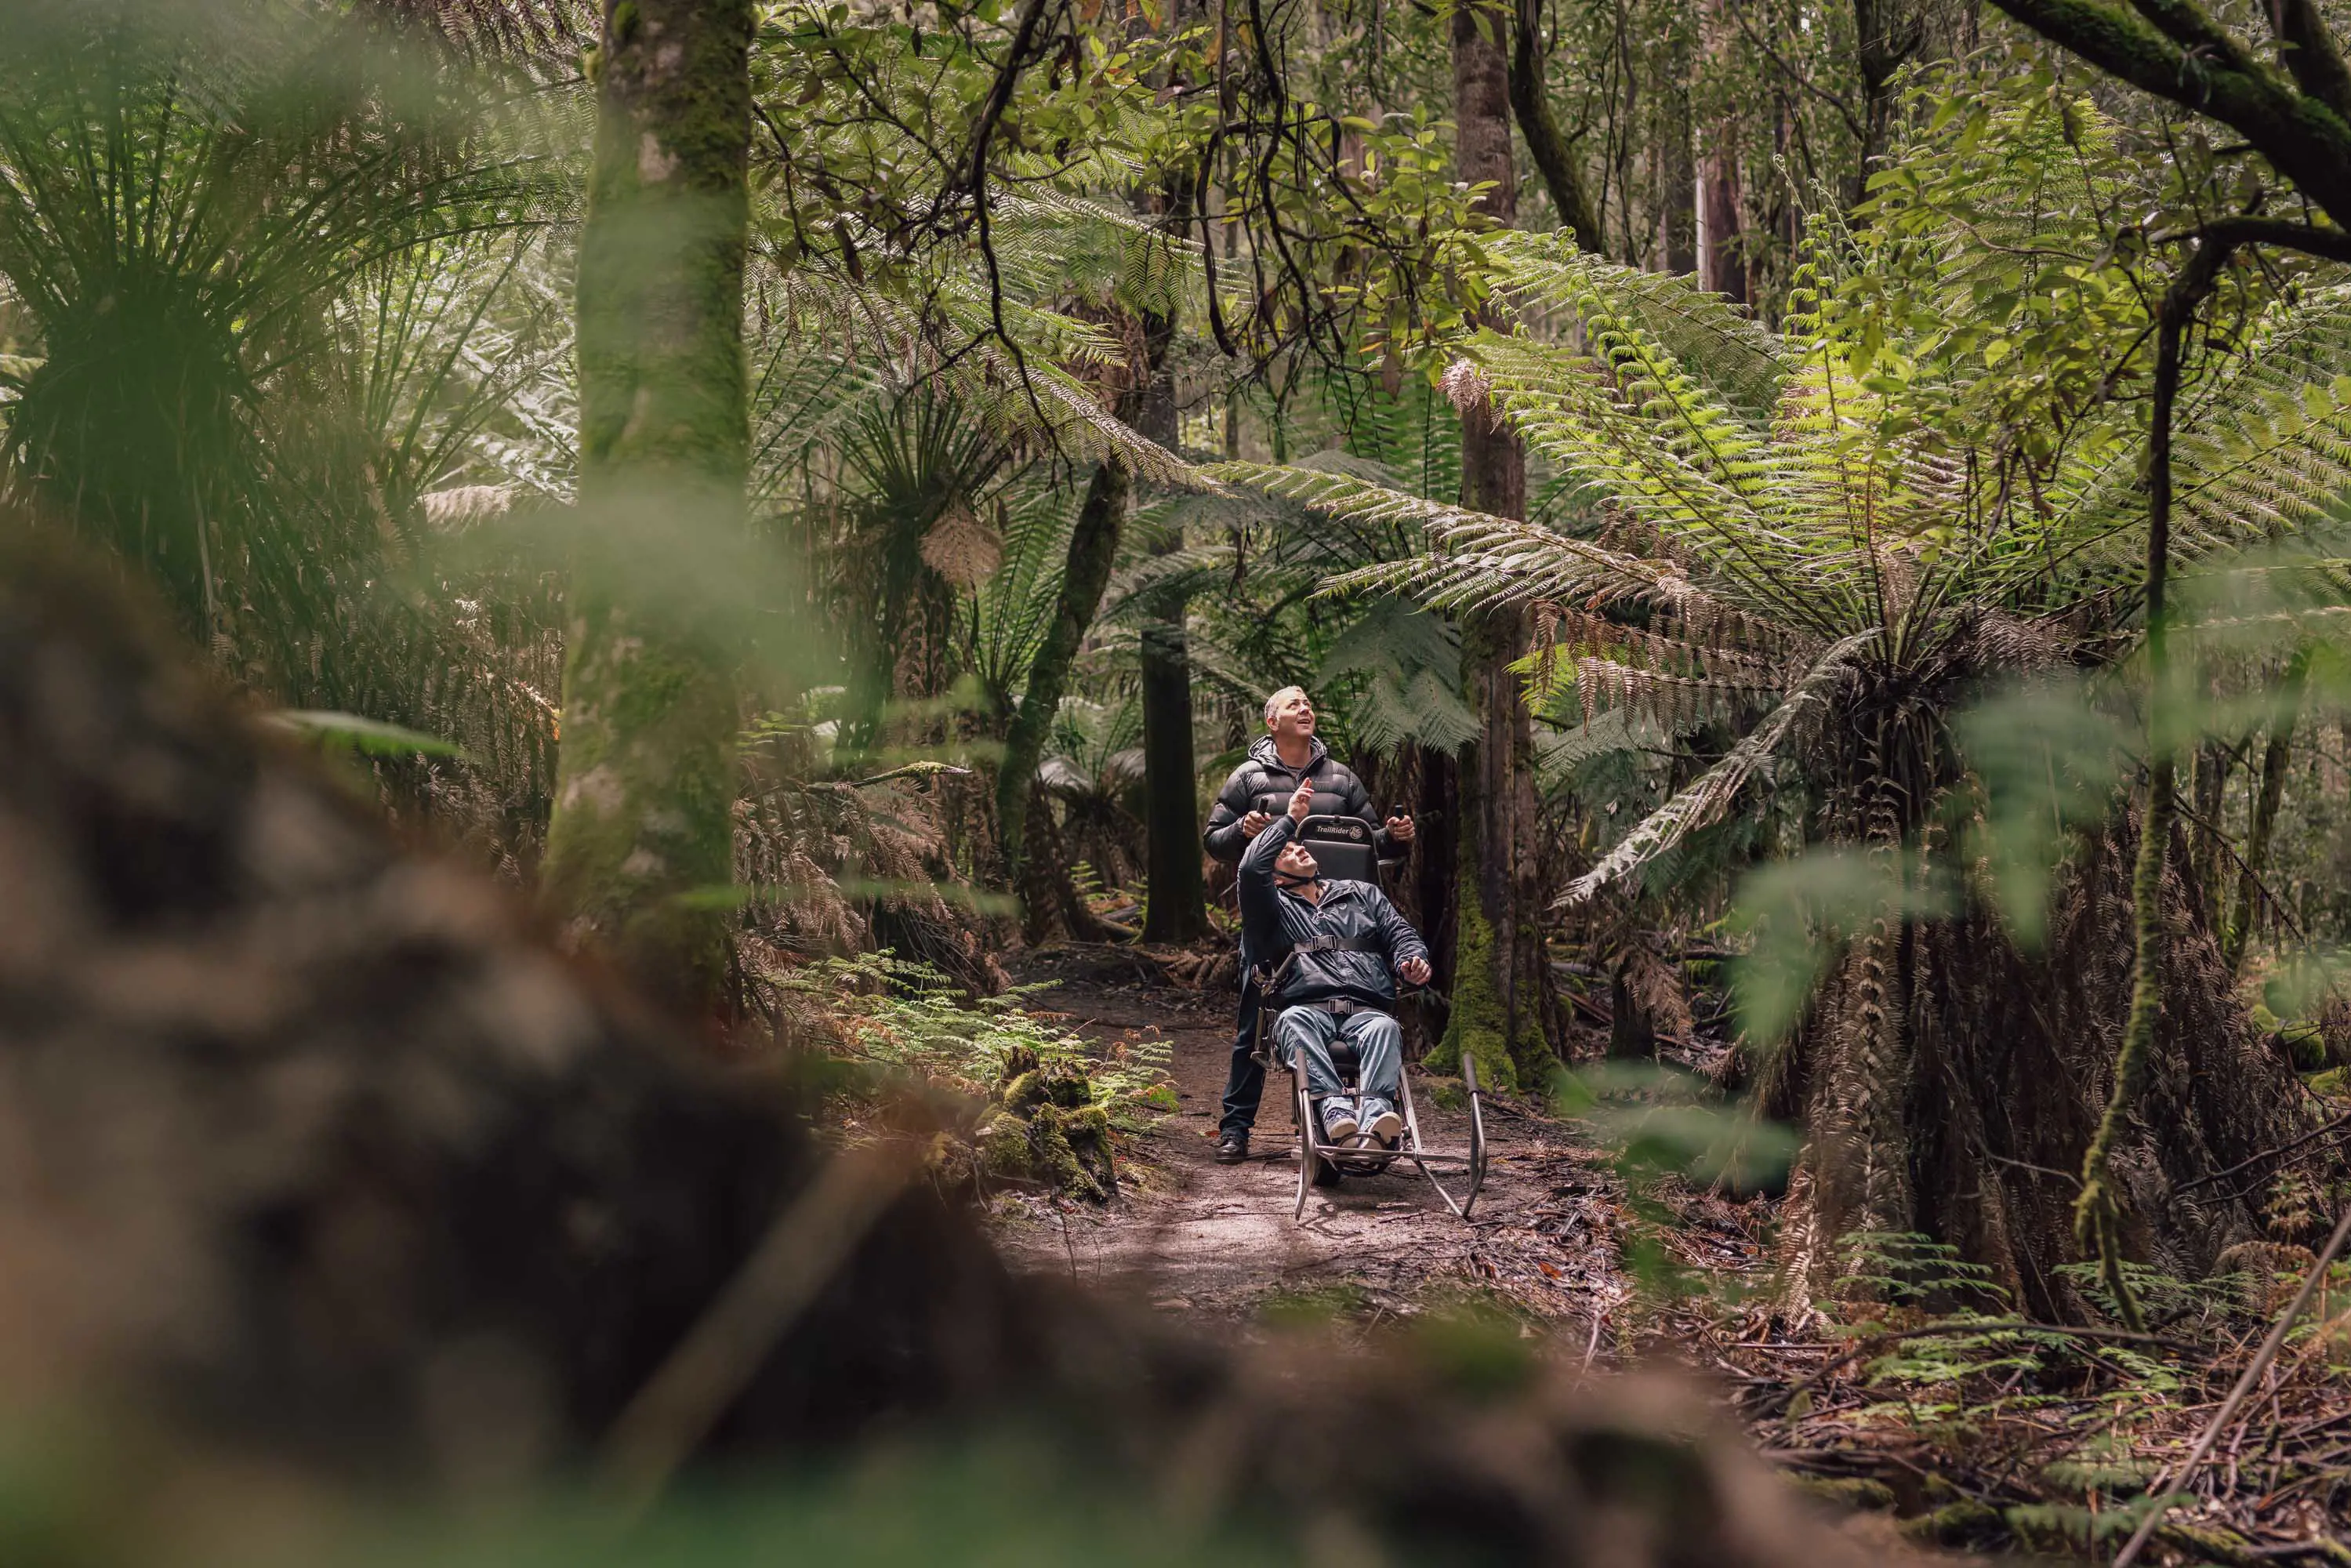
left=992, top=944, right=1677, bottom=1339
left=984, top=946, right=2351, bottom=1566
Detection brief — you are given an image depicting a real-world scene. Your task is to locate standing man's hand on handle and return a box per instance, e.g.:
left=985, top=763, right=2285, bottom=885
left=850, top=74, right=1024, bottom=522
left=1384, top=813, right=1416, bottom=844
left=1287, top=778, right=1315, bottom=823
left=1398, top=957, right=1431, bottom=986
left=1240, top=809, right=1273, bottom=837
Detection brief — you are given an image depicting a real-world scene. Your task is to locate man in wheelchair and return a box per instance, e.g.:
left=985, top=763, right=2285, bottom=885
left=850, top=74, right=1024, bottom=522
left=1239, top=778, right=1433, bottom=1152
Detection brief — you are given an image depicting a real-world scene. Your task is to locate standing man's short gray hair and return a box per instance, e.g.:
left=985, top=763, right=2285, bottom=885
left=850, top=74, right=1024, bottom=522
left=1263, top=685, right=1306, bottom=726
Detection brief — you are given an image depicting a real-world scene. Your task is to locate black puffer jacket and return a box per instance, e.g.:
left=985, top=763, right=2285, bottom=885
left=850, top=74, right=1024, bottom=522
left=1239, top=815, right=1428, bottom=1008
left=1202, top=734, right=1383, bottom=863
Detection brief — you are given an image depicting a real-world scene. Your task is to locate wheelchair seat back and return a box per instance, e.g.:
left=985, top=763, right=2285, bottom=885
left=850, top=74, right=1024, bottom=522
left=1298, top=814, right=1377, bottom=885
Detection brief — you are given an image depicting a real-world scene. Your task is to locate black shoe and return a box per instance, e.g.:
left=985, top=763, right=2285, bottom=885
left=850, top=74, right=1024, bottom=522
left=1214, top=1129, right=1250, bottom=1164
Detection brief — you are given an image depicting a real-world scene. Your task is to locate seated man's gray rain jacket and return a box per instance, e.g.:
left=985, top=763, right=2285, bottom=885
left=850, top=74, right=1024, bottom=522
left=1238, top=815, right=1428, bottom=1011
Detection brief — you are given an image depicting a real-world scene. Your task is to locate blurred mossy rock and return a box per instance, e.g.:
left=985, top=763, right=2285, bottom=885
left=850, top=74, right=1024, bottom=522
left=981, top=1044, right=1116, bottom=1200
left=0, top=527, right=1908, bottom=1568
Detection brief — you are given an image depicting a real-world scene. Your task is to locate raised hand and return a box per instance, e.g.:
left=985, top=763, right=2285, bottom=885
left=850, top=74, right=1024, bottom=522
left=1398, top=956, right=1431, bottom=986
left=1287, top=777, right=1316, bottom=822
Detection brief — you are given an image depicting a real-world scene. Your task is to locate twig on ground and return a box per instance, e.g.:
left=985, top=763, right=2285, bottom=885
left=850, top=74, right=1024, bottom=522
left=2179, top=1110, right=2351, bottom=1194
left=2112, top=1204, right=2351, bottom=1568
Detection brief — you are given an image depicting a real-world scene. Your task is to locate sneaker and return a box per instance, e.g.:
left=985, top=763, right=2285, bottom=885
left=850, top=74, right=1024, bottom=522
left=1319, top=1099, right=1359, bottom=1143
left=1214, top=1128, right=1250, bottom=1164
left=1360, top=1098, right=1402, bottom=1147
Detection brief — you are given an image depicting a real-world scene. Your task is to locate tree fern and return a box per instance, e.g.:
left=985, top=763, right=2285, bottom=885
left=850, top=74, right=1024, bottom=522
left=1216, top=222, right=2351, bottom=902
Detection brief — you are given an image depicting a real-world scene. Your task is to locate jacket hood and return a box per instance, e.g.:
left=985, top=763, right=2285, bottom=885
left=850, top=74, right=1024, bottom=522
left=1248, top=731, right=1329, bottom=771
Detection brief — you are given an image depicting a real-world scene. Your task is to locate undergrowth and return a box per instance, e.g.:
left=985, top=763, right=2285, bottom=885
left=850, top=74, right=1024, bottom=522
left=782, top=952, right=1171, bottom=1120
left=782, top=953, right=1174, bottom=1201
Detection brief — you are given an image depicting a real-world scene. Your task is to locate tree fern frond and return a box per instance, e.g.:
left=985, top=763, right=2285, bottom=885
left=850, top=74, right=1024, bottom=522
left=1205, top=459, right=1722, bottom=619
left=1486, top=231, right=1788, bottom=418
left=1562, top=630, right=1877, bottom=904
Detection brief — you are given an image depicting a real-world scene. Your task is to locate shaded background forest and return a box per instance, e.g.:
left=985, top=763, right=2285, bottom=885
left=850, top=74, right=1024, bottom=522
left=11, top=0, right=2351, bottom=1559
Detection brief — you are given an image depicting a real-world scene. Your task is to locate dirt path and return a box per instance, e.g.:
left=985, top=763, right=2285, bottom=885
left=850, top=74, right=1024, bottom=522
left=996, top=947, right=1634, bottom=1332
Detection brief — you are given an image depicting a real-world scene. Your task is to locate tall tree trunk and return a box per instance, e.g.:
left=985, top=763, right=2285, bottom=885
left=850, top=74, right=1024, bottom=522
left=1124, top=0, right=1209, bottom=946
left=1433, top=3, right=1555, bottom=1094
left=996, top=459, right=1129, bottom=934
left=1507, top=0, right=1603, bottom=251
left=1135, top=212, right=1208, bottom=944
left=1138, top=614, right=1206, bottom=940
left=1656, top=79, right=1698, bottom=275
left=543, top=0, right=753, bottom=1016
left=1695, top=0, right=1747, bottom=303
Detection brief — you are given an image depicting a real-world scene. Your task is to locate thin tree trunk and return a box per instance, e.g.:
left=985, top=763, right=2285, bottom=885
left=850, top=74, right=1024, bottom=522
left=1435, top=3, right=1555, bottom=1094
left=2074, top=238, right=2231, bottom=1330
left=2189, top=735, right=2229, bottom=925
left=2226, top=648, right=2309, bottom=976
left=1850, top=0, right=1918, bottom=205
left=997, top=459, right=1128, bottom=931
left=543, top=0, right=753, bottom=1015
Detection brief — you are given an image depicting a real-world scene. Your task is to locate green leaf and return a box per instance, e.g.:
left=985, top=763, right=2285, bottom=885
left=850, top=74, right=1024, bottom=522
left=267, top=710, right=467, bottom=760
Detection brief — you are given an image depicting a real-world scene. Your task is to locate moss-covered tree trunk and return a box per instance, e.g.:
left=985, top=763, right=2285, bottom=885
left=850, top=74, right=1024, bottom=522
left=542, top=0, right=752, bottom=1014
left=1769, top=827, right=2320, bottom=1319
left=997, top=459, right=1128, bottom=936
left=1507, top=0, right=1602, bottom=251
left=1431, top=5, right=1555, bottom=1094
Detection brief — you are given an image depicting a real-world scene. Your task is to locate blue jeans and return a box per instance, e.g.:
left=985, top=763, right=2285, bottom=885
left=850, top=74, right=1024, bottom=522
left=1272, top=1006, right=1402, bottom=1105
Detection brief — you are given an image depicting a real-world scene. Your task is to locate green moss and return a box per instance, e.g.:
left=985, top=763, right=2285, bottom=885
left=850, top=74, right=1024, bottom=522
left=1424, top=1074, right=1468, bottom=1112
left=1428, top=865, right=1522, bottom=1095
left=2309, top=1066, right=2350, bottom=1098
left=1896, top=1501, right=2001, bottom=1544
left=977, top=1114, right=1034, bottom=1182
left=1043, top=1065, right=1092, bottom=1109
left=1027, top=1105, right=1106, bottom=1202
left=998, top=1069, right=1047, bottom=1111
left=1789, top=1475, right=1897, bottom=1512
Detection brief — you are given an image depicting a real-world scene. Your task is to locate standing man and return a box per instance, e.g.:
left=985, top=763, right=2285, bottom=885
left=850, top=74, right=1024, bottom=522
left=1203, top=686, right=1414, bottom=1163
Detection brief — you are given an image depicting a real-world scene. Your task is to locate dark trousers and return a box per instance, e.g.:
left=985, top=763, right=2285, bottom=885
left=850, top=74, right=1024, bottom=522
left=1218, top=971, right=1265, bottom=1136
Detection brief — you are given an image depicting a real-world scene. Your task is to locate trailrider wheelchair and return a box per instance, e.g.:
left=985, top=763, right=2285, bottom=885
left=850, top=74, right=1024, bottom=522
left=1247, top=815, right=1488, bottom=1223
